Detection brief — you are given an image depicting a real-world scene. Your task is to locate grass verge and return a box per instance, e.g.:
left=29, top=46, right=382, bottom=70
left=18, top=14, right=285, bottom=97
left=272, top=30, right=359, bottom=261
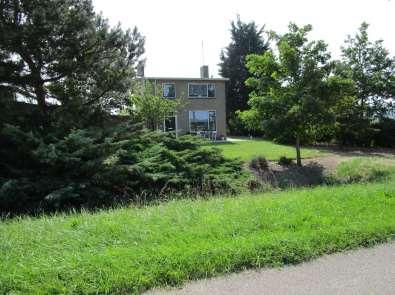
left=1, top=180, right=395, bottom=294
left=335, top=157, right=395, bottom=183
left=214, top=139, right=326, bottom=161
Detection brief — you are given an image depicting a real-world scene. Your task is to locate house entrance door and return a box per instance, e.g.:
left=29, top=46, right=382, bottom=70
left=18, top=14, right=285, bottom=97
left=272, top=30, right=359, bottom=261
left=164, top=116, right=176, bottom=132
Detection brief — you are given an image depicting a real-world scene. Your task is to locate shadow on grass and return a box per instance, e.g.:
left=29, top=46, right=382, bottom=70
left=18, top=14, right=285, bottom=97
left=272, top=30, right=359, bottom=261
left=273, top=162, right=326, bottom=188
left=204, top=141, right=235, bottom=146
left=313, top=145, right=395, bottom=158
left=251, top=159, right=394, bottom=190
left=248, top=162, right=327, bottom=190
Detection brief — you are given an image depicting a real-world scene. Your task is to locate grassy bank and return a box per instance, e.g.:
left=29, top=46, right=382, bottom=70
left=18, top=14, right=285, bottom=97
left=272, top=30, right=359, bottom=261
left=1, top=179, right=394, bottom=294
left=335, top=157, right=395, bottom=183
left=215, top=139, right=326, bottom=161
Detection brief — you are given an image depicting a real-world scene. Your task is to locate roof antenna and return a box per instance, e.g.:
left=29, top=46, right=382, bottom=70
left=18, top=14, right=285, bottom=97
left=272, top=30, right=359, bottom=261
left=201, top=40, right=205, bottom=65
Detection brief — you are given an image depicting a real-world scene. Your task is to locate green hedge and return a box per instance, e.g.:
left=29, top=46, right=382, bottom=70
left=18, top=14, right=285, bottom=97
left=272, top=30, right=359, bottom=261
left=0, top=122, right=245, bottom=215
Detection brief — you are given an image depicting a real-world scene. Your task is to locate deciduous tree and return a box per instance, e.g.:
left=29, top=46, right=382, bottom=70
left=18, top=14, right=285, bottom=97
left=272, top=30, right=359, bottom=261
left=335, top=22, right=395, bottom=146
left=341, top=22, right=395, bottom=118
left=127, top=81, right=185, bottom=132
left=241, top=24, right=353, bottom=166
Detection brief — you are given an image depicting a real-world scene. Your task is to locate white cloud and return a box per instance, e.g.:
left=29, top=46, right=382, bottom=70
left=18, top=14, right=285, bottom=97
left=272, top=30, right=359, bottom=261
left=93, top=0, right=395, bottom=78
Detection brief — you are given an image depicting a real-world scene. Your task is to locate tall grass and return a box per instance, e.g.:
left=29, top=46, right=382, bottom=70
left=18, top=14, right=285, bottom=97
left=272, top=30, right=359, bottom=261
left=1, top=179, right=394, bottom=294
left=335, top=157, right=395, bottom=183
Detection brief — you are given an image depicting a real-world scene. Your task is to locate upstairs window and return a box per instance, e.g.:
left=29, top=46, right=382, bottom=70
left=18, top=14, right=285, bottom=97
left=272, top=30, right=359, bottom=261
left=162, top=83, right=176, bottom=98
left=188, top=83, right=215, bottom=98
left=207, top=84, right=215, bottom=97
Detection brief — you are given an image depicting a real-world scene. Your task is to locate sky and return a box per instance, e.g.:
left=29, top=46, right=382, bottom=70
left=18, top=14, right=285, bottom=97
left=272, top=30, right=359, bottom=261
left=93, top=0, right=395, bottom=78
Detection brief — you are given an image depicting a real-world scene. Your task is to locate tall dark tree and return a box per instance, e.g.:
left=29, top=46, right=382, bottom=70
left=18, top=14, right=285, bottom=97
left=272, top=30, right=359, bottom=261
left=0, top=0, right=145, bottom=127
left=219, top=16, right=269, bottom=134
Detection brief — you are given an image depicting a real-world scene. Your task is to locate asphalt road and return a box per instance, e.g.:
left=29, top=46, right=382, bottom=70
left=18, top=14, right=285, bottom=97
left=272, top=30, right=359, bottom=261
left=147, top=242, right=395, bottom=295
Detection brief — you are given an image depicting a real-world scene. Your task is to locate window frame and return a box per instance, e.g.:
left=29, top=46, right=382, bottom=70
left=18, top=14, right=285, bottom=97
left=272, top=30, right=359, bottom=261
left=188, top=110, right=217, bottom=132
left=188, top=83, right=216, bottom=98
left=162, top=114, right=177, bottom=132
left=207, top=83, right=216, bottom=98
left=162, top=82, right=176, bottom=99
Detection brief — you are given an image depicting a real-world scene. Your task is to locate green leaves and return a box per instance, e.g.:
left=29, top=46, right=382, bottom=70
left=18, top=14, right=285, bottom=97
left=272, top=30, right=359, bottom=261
left=0, top=0, right=145, bottom=126
left=219, top=16, right=270, bottom=134
left=334, top=22, right=395, bottom=146
left=0, top=123, right=245, bottom=215
left=128, top=81, right=185, bottom=131
left=241, top=23, right=338, bottom=145
left=341, top=22, right=394, bottom=110
left=239, top=23, right=359, bottom=164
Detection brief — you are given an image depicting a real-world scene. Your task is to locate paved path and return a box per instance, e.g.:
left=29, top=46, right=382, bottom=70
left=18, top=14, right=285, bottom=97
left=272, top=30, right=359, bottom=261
left=147, top=243, right=395, bottom=295
left=226, top=137, right=249, bottom=142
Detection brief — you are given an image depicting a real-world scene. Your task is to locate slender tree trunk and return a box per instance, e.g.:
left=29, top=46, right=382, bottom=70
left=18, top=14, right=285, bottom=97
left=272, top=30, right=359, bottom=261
left=295, top=134, right=302, bottom=167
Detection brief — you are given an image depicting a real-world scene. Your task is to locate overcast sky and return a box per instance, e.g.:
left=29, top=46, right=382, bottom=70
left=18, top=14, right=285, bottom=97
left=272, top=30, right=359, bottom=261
left=93, top=0, right=395, bottom=78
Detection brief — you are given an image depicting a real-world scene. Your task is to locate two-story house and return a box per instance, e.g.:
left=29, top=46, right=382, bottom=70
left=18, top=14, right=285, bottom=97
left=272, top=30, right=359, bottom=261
left=144, top=66, right=228, bottom=139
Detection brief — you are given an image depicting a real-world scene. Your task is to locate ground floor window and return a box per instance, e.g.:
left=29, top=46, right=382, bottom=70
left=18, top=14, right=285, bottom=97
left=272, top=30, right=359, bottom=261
left=160, top=115, right=176, bottom=132
left=189, top=110, right=216, bottom=132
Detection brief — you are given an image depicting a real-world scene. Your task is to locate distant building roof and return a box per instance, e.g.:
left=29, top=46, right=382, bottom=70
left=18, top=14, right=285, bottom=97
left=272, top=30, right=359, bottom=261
left=144, top=77, right=229, bottom=82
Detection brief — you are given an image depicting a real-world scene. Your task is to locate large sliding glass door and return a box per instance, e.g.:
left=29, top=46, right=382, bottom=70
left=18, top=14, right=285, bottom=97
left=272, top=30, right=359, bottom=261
left=189, top=110, right=216, bottom=132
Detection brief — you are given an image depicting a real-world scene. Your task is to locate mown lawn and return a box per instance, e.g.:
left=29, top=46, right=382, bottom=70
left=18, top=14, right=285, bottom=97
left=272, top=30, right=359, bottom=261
left=1, top=178, right=394, bottom=294
left=214, top=139, right=327, bottom=161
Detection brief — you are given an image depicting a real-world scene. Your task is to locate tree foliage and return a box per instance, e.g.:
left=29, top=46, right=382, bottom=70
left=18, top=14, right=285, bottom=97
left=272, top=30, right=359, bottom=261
left=0, top=0, right=145, bottom=127
left=0, top=1, right=246, bottom=216
left=219, top=16, right=269, bottom=134
left=241, top=23, right=353, bottom=165
left=341, top=22, right=395, bottom=118
left=0, top=122, right=244, bottom=215
left=127, top=81, right=185, bottom=131
left=335, top=22, right=395, bottom=146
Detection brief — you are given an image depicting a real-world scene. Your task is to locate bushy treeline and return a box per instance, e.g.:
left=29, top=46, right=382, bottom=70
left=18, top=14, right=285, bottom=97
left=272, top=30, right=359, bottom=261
left=0, top=116, right=244, bottom=215
left=221, top=19, right=395, bottom=147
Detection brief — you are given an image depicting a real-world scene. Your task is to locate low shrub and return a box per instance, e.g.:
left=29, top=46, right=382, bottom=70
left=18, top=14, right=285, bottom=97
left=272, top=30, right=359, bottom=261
left=249, top=156, right=277, bottom=187
left=249, top=156, right=269, bottom=171
left=0, top=122, right=245, bottom=215
left=278, top=156, right=293, bottom=166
